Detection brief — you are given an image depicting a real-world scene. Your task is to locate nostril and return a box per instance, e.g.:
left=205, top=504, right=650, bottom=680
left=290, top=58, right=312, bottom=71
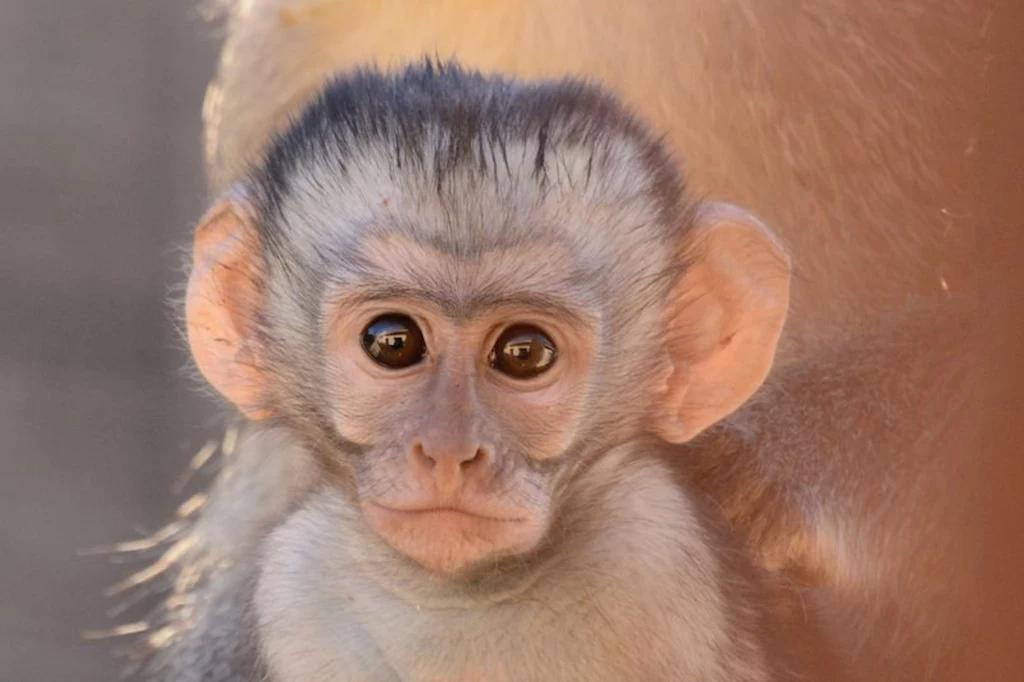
left=411, top=442, right=436, bottom=469
left=412, top=441, right=491, bottom=471
left=461, top=447, right=488, bottom=469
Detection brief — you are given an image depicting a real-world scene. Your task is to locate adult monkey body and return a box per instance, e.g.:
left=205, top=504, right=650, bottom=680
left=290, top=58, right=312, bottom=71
left=95, top=1, right=1001, bottom=681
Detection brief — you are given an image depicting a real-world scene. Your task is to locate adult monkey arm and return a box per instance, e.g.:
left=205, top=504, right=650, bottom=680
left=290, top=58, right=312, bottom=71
left=203, top=0, right=985, bottom=352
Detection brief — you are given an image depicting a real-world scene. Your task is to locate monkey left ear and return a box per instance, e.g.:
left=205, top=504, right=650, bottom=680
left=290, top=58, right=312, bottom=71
left=655, top=203, right=790, bottom=443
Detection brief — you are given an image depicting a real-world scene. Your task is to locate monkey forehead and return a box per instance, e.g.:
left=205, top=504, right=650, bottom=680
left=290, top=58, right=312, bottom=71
left=268, top=157, right=678, bottom=325
left=330, top=230, right=597, bottom=318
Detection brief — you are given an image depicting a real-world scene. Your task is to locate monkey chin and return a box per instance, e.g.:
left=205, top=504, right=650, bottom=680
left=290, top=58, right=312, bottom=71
left=363, top=502, right=547, bottom=577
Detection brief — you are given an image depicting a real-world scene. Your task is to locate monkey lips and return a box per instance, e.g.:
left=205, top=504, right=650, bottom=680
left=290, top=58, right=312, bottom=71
left=362, top=499, right=546, bottom=575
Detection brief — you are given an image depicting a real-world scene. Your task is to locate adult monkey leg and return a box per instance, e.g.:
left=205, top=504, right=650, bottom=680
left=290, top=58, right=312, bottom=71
left=203, top=0, right=986, bottom=353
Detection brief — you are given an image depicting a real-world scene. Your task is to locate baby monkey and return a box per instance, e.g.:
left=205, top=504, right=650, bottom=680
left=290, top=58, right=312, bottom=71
left=177, top=62, right=818, bottom=681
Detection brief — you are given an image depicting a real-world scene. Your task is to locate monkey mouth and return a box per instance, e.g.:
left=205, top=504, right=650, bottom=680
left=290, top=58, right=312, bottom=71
left=366, top=501, right=526, bottom=524
left=362, top=500, right=543, bottom=574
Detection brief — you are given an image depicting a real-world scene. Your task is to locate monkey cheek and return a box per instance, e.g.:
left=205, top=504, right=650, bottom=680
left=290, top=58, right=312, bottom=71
left=363, top=505, right=547, bottom=575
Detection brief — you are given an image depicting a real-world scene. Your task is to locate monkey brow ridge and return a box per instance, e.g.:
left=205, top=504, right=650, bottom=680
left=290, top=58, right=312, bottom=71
left=335, top=282, right=591, bottom=325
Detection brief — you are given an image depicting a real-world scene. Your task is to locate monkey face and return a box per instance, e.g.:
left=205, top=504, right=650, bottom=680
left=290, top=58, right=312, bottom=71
left=319, top=232, right=600, bottom=575
left=185, top=66, right=790, bottom=580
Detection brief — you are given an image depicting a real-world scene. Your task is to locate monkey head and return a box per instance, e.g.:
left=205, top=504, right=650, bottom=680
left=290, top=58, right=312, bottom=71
left=184, top=63, right=789, bottom=577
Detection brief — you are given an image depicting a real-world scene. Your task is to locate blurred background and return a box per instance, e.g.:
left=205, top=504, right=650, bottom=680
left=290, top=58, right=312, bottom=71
left=0, top=2, right=1022, bottom=682
left=0, top=2, right=224, bottom=679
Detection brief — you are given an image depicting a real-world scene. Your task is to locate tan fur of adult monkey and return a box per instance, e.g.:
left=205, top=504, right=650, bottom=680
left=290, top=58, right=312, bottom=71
left=92, top=1, right=993, bottom=681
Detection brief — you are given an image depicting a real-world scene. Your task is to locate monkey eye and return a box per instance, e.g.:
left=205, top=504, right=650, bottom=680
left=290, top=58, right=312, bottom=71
left=361, top=314, right=427, bottom=369
left=489, top=324, right=558, bottom=379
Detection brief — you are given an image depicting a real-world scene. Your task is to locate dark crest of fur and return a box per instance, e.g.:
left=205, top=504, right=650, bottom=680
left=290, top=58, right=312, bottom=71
left=250, top=59, right=686, bottom=238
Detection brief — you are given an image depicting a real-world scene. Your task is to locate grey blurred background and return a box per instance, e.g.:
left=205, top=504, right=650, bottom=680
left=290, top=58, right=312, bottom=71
left=1, top=2, right=224, bottom=679
left=0, top=3, right=1015, bottom=682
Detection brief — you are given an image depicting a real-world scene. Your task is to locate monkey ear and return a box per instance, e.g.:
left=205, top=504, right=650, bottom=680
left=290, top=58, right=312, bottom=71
left=185, top=194, right=272, bottom=420
left=656, top=203, right=790, bottom=443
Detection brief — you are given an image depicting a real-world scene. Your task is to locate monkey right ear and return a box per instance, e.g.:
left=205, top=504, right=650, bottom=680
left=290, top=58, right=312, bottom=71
left=185, top=196, right=272, bottom=420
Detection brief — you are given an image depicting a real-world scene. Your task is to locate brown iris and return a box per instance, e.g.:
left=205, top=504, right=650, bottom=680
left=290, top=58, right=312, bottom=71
left=361, top=314, right=426, bottom=369
left=489, top=324, right=557, bottom=379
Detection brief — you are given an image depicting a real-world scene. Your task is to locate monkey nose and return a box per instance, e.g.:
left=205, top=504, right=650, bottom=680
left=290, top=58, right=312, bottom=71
left=410, top=441, right=491, bottom=478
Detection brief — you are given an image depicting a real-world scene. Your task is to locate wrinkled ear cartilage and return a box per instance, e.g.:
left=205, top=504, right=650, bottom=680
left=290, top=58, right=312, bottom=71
left=655, top=203, right=791, bottom=443
left=185, top=197, right=272, bottom=421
